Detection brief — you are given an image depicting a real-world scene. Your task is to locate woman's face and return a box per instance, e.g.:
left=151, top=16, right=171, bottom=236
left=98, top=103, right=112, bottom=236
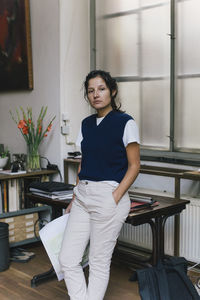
left=87, top=76, right=114, bottom=112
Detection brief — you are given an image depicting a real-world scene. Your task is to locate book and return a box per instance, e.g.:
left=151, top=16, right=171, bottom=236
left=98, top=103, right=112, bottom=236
left=129, top=194, right=153, bottom=203
left=8, top=179, right=21, bottom=212
left=3, top=181, right=8, bottom=213
left=29, top=188, right=73, bottom=196
left=31, top=191, right=73, bottom=200
left=129, top=200, right=159, bottom=214
left=0, top=183, right=3, bottom=214
left=29, top=181, right=74, bottom=192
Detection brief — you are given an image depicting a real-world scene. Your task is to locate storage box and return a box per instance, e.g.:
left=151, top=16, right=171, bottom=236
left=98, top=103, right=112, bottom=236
left=0, top=212, right=39, bottom=243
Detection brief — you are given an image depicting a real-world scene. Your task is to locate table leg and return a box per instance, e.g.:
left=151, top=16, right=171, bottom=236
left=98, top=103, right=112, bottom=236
left=149, top=215, right=168, bottom=265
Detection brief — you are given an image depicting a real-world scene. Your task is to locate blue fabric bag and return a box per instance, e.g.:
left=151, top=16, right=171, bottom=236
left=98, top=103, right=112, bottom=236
left=136, top=257, right=200, bottom=300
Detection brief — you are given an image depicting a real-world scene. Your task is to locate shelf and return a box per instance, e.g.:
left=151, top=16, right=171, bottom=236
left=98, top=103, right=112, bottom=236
left=0, top=169, right=57, bottom=247
left=0, top=205, right=52, bottom=248
left=0, top=205, right=51, bottom=218
left=0, top=169, right=57, bottom=180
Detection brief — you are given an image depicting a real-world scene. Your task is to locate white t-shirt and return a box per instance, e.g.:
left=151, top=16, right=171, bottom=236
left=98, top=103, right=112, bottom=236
left=76, top=116, right=140, bottom=187
left=76, top=117, right=140, bottom=148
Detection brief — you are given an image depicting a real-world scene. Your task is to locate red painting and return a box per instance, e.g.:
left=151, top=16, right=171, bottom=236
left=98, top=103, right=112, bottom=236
left=0, top=0, right=33, bottom=91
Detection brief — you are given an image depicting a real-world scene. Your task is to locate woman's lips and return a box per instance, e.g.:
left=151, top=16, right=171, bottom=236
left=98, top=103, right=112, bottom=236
left=93, top=100, right=102, bottom=104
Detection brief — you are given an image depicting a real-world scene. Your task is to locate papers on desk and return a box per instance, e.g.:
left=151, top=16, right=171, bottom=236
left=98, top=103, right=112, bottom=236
left=39, top=214, right=89, bottom=281
left=29, top=181, right=74, bottom=200
left=129, top=194, right=159, bottom=214
left=29, top=188, right=73, bottom=200
left=129, top=194, right=153, bottom=203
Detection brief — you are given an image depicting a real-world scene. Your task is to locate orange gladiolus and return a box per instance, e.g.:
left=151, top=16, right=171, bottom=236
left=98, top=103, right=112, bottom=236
left=18, top=120, right=26, bottom=129
left=44, top=133, right=48, bottom=137
left=22, top=126, right=29, bottom=134
left=47, top=124, right=52, bottom=132
left=38, top=125, right=42, bottom=133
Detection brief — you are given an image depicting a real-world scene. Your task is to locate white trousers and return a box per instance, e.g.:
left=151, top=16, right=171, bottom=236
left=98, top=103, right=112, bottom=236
left=59, top=180, right=130, bottom=300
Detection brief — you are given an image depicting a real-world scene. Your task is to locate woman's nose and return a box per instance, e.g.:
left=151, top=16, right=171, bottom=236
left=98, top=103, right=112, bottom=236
left=94, top=90, right=99, bottom=97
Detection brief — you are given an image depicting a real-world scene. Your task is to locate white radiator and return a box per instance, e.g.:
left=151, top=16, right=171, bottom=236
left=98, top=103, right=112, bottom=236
left=119, top=198, right=200, bottom=263
left=180, top=198, right=200, bottom=263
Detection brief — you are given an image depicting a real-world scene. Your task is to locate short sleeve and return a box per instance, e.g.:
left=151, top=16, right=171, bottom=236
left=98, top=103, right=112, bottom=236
left=75, top=125, right=83, bottom=148
left=123, top=119, right=140, bottom=147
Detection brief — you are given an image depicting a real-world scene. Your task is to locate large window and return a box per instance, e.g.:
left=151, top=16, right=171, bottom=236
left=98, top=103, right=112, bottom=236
left=92, top=0, right=200, bottom=159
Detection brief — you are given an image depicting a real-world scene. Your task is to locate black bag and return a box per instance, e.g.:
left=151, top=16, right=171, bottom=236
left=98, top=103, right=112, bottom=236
left=136, top=257, right=200, bottom=300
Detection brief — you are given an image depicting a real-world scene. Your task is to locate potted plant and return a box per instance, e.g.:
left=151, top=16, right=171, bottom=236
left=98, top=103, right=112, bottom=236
left=0, top=148, right=10, bottom=170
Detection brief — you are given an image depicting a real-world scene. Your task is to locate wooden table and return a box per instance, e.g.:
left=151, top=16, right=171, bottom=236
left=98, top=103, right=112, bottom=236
left=126, top=192, right=190, bottom=265
left=27, top=193, right=189, bottom=286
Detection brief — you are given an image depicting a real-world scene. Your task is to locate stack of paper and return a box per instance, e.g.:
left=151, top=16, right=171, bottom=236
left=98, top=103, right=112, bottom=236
left=29, top=189, right=73, bottom=200
left=29, top=181, right=74, bottom=200
left=129, top=194, right=159, bottom=212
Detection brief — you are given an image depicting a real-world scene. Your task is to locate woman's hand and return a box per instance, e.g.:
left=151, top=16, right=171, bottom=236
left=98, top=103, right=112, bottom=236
left=112, top=142, right=140, bottom=205
left=65, top=194, right=75, bottom=213
left=112, top=190, right=120, bottom=205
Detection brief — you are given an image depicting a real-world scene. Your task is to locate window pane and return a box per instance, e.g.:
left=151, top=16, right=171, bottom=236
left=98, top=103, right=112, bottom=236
left=175, top=78, right=200, bottom=151
left=141, top=0, right=168, bottom=7
left=96, top=0, right=139, bottom=15
left=118, top=82, right=140, bottom=125
left=141, top=80, right=170, bottom=148
left=177, top=0, right=200, bottom=75
left=96, top=15, right=138, bottom=77
left=141, top=5, right=170, bottom=76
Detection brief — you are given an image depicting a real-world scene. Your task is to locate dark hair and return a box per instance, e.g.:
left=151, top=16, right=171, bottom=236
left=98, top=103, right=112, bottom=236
left=84, top=70, right=122, bottom=111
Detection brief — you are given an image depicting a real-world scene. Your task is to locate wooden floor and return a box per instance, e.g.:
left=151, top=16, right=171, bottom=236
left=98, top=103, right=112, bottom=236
left=0, top=243, right=141, bottom=300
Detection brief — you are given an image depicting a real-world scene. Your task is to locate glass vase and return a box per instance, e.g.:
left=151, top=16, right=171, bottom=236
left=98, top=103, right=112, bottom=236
left=26, top=144, right=41, bottom=172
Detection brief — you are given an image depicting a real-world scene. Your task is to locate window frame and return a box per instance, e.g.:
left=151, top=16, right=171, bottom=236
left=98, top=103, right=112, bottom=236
left=90, top=0, right=200, bottom=167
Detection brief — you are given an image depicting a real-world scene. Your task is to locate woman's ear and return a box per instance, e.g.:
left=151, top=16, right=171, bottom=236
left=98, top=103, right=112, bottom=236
left=112, top=90, right=117, bottom=97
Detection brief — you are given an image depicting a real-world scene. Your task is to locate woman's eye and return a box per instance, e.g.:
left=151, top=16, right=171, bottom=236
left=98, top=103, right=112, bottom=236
left=88, top=90, right=93, bottom=93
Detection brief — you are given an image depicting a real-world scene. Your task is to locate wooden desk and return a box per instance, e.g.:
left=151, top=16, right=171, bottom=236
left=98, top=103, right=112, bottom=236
left=27, top=193, right=70, bottom=220
left=126, top=192, right=189, bottom=265
left=27, top=192, right=189, bottom=286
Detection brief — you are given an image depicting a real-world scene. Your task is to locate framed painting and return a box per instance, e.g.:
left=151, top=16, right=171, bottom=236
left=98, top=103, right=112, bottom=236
left=0, top=0, right=33, bottom=91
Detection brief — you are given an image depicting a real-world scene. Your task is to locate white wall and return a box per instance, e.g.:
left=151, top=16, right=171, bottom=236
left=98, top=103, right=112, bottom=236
left=59, top=0, right=90, bottom=180
left=0, top=0, right=90, bottom=177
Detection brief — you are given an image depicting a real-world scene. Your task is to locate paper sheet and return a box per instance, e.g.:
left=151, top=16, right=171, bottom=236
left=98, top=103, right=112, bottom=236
left=39, top=214, right=89, bottom=281
left=39, top=214, right=69, bottom=281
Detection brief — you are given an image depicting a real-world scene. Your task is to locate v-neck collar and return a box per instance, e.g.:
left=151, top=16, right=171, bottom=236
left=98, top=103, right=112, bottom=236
left=94, top=110, right=114, bottom=127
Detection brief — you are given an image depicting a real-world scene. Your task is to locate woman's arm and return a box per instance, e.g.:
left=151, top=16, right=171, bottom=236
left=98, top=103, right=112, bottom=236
left=65, top=162, right=81, bottom=213
left=112, top=142, right=140, bottom=204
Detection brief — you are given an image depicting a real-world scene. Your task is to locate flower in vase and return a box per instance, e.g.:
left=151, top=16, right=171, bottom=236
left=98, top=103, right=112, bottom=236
left=10, top=106, right=56, bottom=171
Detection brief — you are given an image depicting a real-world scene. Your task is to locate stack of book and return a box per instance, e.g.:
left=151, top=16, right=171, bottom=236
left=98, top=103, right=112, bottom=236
left=67, top=151, right=81, bottom=159
left=129, top=194, right=159, bottom=213
left=29, top=181, right=75, bottom=200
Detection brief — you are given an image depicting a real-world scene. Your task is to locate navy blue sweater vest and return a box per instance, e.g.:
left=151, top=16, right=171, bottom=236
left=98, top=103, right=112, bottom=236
left=78, top=110, right=133, bottom=183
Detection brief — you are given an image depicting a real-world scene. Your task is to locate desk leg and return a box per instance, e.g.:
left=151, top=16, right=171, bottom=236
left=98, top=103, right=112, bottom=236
left=149, top=215, right=168, bottom=265
left=174, top=177, right=180, bottom=256
left=159, top=216, right=168, bottom=260
left=31, top=267, right=56, bottom=287
left=147, top=220, right=157, bottom=265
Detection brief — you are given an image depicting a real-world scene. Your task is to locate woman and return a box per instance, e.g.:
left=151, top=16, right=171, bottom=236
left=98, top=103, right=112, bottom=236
left=59, top=70, right=140, bottom=300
